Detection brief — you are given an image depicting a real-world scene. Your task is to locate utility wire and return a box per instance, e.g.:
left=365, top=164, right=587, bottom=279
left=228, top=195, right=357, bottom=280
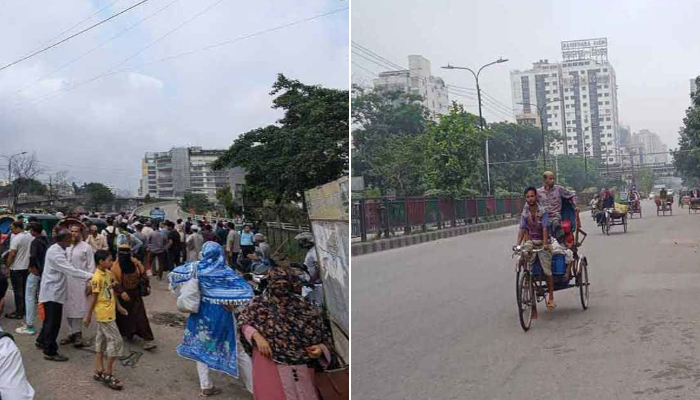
left=0, top=0, right=151, bottom=73
left=9, top=0, right=182, bottom=106
left=18, top=6, right=348, bottom=110
left=26, top=0, right=123, bottom=55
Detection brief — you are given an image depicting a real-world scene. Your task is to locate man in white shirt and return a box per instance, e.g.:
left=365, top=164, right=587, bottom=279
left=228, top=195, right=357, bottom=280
left=0, top=327, right=35, bottom=399
left=36, top=229, right=93, bottom=362
left=5, top=222, right=34, bottom=320
left=61, top=225, right=95, bottom=348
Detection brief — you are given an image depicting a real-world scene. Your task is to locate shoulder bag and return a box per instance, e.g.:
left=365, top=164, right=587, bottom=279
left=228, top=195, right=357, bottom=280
left=176, top=266, right=200, bottom=313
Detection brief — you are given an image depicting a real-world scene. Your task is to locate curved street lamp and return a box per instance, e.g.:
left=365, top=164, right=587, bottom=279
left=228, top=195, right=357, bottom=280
left=442, top=57, right=508, bottom=195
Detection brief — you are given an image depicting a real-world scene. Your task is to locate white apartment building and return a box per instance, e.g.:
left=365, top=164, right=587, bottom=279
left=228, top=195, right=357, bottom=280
left=631, top=129, right=669, bottom=164
left=373, top=55, right=449, bottom=116
left=511, top=39, right=620, bottom=164
left=139, top=147, right=245, bottom=202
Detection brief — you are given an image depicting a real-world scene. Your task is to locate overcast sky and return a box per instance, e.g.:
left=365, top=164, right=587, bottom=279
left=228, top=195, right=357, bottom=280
left=352, top=0, right=698, bottom=151
left=0, top=0, right=348, bottom=193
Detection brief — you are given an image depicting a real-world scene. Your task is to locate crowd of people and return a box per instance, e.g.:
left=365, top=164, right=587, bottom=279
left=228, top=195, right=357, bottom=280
left=0, top=211, right=334, bottom=399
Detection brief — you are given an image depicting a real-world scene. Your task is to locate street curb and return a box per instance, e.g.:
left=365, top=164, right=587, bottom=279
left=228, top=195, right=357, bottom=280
left=351, top=217, right=519, bottom=257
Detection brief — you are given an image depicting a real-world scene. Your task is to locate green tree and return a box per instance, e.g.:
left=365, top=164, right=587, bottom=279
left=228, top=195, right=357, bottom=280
left=635, top=167, right=655, bottom=194
left=179, top=192, right=214, bottom=214
left=351, top=87, right=429, bottom=195
left=674, top=76, right=700, bottom=182
left=212, top=74, right=348, bottom=218
left=555, top=156, right=604, bottom=193
left=83, top=183, right=115, bottom=210
left=143, top=194, right=158, bottom=204
left=215, top=186, right=240, bottom=218
left=487, top=122, right=544, bottom=194
left=422, top=103, right=486, bottom=197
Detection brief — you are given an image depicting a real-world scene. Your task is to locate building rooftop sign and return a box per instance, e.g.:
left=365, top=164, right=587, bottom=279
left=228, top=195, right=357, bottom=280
left=561, top=38, right=608, bottom=62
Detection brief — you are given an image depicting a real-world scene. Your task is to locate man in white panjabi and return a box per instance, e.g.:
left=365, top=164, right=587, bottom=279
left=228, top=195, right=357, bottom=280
left=62, top=225, right=95, bottom=348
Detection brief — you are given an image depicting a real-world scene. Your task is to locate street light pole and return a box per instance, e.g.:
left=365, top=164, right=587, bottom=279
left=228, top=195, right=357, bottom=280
left=443, top=57, right=508, bottom=195
left=517, top=99, right=561, bottom=170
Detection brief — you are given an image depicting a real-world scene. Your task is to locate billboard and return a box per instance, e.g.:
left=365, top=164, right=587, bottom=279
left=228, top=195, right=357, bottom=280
left=561, top=38, right=608, bottom=62
left=306, top=176, right=349, bottom=363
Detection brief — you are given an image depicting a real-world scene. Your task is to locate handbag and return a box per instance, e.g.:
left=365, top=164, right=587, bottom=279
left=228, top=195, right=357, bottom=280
left=315, top=367, right=349, bottom=400
left=176, top=267, right=200, bottom=313
left=138, top=264, right=150, bottom=297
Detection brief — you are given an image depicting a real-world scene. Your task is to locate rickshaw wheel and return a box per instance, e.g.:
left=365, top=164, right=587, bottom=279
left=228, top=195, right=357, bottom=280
left=517, top=271, right=534, bottom=332
left=605, top=219, right=611, bottom=235
left=579, top=257, right=589, bottom=310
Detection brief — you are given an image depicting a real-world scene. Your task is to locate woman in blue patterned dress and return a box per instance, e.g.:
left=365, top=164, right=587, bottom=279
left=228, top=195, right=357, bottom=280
left=170, top=241, right=254, bottom=397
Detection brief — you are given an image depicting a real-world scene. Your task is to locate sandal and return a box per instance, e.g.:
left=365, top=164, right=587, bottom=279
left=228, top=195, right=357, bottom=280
left=103, top=374, right=123, bottom=390
left=59, top=335, right=75, bottom=345
left=93, top=371, right=105, bottom=382
left=546, top=299, right=557, bottom=310
left=201, top=387, right=222, bottom=397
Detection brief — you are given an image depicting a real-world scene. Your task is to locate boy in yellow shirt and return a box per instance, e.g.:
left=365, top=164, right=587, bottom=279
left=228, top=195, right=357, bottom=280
left=83, top=250, right=128, bottom=390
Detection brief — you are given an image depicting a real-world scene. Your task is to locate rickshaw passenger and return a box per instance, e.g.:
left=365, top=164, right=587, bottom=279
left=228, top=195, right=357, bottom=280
left=516, top=186, right=556, bottom=310
left=538, top=171, right=577, bottom=248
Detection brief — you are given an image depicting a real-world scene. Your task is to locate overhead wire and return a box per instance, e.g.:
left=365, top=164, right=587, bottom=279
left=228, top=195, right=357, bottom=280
left=15, top=6, right=349, bottom=111
left=25, top=0, right=123, bottom=54
left=8, top=0, right=183, bottom=107
left=0, top=0, right=152, bottom=73
left=352, top=41, right=514, bottom=121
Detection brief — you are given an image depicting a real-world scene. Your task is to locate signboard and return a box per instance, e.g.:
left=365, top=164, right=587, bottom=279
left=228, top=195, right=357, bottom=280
left=306, top=176, right=349, bottom=363
left=351, top=175, right=365, bottom=192
left=561, top=38, right=608, bottom=62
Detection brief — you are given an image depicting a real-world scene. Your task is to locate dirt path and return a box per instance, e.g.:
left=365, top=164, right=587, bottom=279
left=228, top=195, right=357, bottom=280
left=3, top=277, right=253, bottom=400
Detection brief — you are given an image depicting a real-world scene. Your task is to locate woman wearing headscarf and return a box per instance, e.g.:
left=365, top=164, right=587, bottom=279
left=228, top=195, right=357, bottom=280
left=170, top=242, right=254, bottom=397
left=111, top=235, right=157, bottom=351
left=237, top=267, right=333, bottom=400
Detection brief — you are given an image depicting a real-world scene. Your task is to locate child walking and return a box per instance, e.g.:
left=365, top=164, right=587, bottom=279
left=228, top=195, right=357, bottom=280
left=83, top=250, right=128, bottom=390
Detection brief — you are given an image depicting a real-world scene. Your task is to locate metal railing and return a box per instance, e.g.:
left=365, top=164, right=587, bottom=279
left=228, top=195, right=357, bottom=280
left=352, top=193, right=596, bottom=242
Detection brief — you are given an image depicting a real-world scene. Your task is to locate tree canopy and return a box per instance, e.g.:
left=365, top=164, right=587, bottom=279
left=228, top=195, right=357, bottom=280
left=212, top=74, right=348, bottom=215
left=179, top=192, right=214, bottom=214
left=673, top=76, right=700, bottom=183
left=83, top=182, right=115, bottom=210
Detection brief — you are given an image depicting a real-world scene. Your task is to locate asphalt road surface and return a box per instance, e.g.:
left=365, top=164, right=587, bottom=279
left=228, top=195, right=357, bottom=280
left=352, top=200, right=700, bottom=400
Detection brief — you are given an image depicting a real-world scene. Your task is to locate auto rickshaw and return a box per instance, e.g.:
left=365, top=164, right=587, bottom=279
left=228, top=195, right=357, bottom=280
left=16, top=214, right=61, bottom=239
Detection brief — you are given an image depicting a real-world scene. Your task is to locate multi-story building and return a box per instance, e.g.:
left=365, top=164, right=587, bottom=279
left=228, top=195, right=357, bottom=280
left=630, top=129, right=668, bottom=164
left=692, top=78, right=698, bottom=100
left=139, top=147, right=245, bottom=201
left=373, top=55, right=449, bottom=116
left=511, top=38, right=620, bottom=164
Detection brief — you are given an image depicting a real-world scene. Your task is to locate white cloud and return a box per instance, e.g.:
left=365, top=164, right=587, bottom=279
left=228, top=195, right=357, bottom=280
left=128, top=72, right=164, bottom=91
left=0, top=0, right=349, bottom=191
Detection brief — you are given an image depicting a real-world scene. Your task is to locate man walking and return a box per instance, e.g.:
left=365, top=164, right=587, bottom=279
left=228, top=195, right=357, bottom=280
left=86, top=225, right=108, bottom=252
left=225, top=222, right=240, bottom=268
left=5, top=222, right=33, bottom=321
left=16, top=223, right=48, bottom=336
left=165, top=221, right=182, bottom=270
left=147, top=221, right=168, bottom=280
left=36, top=229, right=93, bottom=362
left=61, top=225, right=95, bottom=348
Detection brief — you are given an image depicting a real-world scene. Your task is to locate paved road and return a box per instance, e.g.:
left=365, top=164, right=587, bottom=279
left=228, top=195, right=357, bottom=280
left=353, top=200, right=700, bottom=400
left=134, top=201, right=183, bottom=222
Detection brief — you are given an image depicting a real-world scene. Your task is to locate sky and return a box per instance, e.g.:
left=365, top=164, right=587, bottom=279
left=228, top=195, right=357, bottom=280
left=0, top=0, right=349, bottom=194
left=351, top=0, right=699, bottom=151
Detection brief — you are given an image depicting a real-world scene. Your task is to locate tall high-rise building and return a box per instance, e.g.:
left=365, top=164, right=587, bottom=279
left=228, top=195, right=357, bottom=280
left=373, top=55, right=449, bottom=116
left=631, top=129, right=669, bottom=164
left=511, top=38, right=620, bottom=163
left=139, top=147, right=245, bottom=201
